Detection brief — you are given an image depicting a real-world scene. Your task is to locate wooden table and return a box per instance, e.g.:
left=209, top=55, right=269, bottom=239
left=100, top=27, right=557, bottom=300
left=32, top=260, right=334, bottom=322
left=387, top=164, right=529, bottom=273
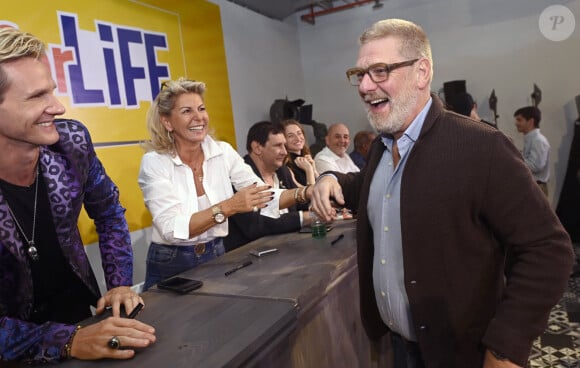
left=60, top=220, right=386, bottom=367
left=61, top=292, right=296, bottom=368
left=179, top=220, right=358, bottom=312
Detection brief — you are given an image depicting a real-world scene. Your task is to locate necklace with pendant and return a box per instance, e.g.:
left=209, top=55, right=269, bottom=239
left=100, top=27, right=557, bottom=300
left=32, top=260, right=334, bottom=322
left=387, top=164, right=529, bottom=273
left=5, top=166, right=40, bottom=261
left=192, top=166, right=203, bottom=182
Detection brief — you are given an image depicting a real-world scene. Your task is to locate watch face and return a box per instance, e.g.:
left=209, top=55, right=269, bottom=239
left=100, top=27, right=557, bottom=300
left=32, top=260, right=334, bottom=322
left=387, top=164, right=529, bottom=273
left=214, top=213, right=226, bottom=224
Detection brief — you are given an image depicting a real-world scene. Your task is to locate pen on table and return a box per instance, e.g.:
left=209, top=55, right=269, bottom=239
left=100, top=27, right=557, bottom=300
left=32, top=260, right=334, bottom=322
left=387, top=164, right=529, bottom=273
left=225, top=260, right=253, bottom=276
left=331, top=234, right=344, bottom=246
left=127, top=302, right=144, bottom=319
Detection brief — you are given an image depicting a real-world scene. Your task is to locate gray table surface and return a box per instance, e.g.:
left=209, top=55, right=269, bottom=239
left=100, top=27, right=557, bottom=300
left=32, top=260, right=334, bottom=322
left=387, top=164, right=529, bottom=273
left=58, top=219, right=356, bottom=367
left=176, top=220, right=357, bottom=314
left=60, top=292, right=296, bottom=368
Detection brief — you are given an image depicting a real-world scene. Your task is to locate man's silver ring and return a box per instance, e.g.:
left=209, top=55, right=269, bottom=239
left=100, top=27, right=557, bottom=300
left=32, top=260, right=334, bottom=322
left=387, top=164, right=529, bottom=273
left=252, top=206, right=259, bottom=213
left=108, top=336, right=121, bottom=349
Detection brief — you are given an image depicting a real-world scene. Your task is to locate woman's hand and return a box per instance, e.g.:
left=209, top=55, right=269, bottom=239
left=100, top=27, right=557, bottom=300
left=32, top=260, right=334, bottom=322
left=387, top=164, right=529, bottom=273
left=95, top=286, right=143, bottom=318
left=70, top=317, right=156, bottom=360
left=226, top=183, right=272, bottom=214
left=294, top=156, right=312, bottom=171
left=294, top=156, right=318, bottom=184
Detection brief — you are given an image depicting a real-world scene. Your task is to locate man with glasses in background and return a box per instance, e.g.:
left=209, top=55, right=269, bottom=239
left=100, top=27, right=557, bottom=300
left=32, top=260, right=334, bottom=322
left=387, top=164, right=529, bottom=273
left=310, top=18, right=573, bottom=368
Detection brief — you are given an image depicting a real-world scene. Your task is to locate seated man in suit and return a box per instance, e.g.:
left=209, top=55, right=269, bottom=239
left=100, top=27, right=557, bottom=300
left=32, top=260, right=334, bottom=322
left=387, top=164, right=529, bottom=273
left=224, top=122, right=312, bottom=251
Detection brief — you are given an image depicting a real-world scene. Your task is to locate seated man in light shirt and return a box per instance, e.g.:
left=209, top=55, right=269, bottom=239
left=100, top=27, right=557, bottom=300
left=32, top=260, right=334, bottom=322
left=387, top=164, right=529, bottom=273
left=314, top=123, right=360, bottom=174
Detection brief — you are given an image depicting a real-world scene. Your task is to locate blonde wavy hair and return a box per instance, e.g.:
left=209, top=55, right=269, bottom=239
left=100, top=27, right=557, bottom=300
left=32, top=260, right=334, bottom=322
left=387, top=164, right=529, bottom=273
left=143, top=78, right=206, bottom=154
left=0, top=27, right=45, bottom=102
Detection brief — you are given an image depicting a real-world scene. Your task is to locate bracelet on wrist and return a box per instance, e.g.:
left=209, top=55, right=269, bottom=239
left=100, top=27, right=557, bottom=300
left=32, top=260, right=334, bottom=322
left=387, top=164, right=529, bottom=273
left=296, top=185, right=310, bottom=204
left=303, top=184, right=311, bottom=201
left=63, top=325, right=82, bottom=359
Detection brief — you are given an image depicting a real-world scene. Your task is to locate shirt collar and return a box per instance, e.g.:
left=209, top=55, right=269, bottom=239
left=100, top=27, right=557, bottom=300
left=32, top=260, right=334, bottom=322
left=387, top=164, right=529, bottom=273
left=170, top=135, right=222, bottom=166
left=525, top=128, right=540, bottom=137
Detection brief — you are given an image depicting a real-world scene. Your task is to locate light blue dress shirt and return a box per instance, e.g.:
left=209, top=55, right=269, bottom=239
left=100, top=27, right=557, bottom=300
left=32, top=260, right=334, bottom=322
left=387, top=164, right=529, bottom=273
left=523, top=128, right=550, bottom=183
left=367, top=98, right=432, bottom=341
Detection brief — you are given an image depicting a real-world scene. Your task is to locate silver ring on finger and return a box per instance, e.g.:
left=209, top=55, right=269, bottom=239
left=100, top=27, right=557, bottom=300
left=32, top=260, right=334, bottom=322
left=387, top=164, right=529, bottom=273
left=108, top=336, right=121, bottom=349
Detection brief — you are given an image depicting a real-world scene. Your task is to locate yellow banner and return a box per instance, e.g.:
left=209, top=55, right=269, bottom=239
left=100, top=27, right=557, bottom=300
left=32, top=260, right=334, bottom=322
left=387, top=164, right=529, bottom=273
left=3, top=0, right=235, bottom=243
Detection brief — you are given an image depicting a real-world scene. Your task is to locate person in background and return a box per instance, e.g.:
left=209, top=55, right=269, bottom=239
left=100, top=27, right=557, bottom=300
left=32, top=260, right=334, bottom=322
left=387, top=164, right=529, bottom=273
left=0, top=27, right=155, bottom=364
left=310, top=18, right=573, bottom=368
left=224, top=122, right=312, bottom=251
left=447, top=91, right=497, bottom=128
left=138, top=79, right=311, bottom=290
left=308, top=120, right=328, bottom=157
left=514, top=106, right=550, bottom=196
left=314, top=123, right=360, bottom=174
left=280, top=119, right=319, bottom=185
left=350, top=130, right=377, bottom=169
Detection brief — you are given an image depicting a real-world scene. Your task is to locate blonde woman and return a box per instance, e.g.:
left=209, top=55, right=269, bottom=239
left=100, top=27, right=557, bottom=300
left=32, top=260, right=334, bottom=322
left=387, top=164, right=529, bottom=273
left=138, top=79, right=310, bottom=290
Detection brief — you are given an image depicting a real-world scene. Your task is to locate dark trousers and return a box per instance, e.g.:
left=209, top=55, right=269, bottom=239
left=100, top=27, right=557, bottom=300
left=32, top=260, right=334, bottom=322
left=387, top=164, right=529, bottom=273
left=391, top=332, right=425, bottom=368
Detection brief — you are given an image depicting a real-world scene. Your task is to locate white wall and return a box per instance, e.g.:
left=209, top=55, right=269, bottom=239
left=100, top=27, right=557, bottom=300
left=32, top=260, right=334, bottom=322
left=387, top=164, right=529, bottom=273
left=296, top=0, right=580, bottom=206
left=209, top=0, right=306, bottom=152
left=208, top=0, right=580, bottom=205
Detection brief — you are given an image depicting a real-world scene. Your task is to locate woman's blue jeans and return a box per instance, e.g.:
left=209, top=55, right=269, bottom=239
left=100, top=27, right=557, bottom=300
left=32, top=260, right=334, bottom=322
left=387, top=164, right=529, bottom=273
left=143, top=238, right=224, bottom=291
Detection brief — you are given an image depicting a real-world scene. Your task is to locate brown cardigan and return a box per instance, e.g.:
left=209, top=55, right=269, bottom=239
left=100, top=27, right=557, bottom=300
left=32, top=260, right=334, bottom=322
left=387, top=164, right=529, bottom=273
left=336, top=96, right=573, bottom=367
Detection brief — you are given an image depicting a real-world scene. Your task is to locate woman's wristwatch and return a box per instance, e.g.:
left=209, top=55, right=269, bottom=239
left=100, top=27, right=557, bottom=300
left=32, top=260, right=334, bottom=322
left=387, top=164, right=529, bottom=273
left=212, top=205, right=225, bottom=224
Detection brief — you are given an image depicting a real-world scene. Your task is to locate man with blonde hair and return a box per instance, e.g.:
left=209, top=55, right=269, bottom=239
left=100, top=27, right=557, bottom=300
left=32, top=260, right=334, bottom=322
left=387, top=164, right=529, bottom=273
left=0, top=27, right=155, bottom=364
left=311, top=18, right=573, bottom=368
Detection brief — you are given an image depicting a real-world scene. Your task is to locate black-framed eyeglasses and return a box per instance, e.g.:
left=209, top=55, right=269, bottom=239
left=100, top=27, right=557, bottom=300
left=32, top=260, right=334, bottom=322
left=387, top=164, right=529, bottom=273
left=345, top=58, right=419, bottom=86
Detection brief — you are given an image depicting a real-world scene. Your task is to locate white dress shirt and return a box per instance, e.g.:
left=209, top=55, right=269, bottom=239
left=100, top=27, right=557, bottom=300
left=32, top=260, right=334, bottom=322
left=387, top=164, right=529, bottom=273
left=138, top=135, right=281, bottom=245
left=314, top=146, right=360, bottom=174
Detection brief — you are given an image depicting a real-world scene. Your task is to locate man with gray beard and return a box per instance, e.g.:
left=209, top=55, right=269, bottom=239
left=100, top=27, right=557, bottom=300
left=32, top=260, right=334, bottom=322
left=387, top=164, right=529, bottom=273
left=309, top=19, right=573, bottom=368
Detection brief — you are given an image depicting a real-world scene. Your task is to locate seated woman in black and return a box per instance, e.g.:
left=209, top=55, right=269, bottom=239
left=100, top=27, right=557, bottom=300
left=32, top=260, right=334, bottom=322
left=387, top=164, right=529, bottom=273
left=280, top=119, right=319, bottom=186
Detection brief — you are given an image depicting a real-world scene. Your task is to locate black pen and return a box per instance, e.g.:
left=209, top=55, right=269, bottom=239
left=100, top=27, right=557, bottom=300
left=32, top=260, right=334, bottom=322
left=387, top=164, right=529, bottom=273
left=331, top=234, right=344, bottom=246
left=127, top=302, right=144, bottom=319
left=225, top=260, right=253, bottom=276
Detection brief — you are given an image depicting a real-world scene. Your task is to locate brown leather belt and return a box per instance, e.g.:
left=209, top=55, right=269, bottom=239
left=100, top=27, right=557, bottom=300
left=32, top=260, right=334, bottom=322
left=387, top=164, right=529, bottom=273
left=194, top=242, right=206, bottom=256
left=192, top=238, right=221, bottom=256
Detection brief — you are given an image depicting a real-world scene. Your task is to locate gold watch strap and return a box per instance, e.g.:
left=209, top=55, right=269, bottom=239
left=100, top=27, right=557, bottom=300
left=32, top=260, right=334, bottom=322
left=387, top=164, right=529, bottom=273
left=211, top=205, right=222, bottom=215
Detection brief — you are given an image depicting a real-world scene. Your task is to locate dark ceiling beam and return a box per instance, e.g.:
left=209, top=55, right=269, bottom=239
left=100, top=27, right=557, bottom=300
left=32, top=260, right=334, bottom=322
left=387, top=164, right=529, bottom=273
left=300, top=0, right=378, bottom=24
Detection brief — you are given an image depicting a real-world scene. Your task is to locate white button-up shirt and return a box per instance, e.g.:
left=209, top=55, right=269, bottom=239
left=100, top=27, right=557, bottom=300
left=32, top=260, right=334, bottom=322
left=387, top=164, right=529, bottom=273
left=314, top=146, right=360, bottom=174
left=138, top=136, right=281, bottom=245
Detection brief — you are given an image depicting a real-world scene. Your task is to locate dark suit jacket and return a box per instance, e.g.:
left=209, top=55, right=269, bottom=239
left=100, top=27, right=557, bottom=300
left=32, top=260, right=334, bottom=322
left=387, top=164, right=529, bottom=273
left=0, top=120, right=132, bottom=364
left=335, top=96, right=573, bottom=367
left=224, top=155, right=307, bottom=251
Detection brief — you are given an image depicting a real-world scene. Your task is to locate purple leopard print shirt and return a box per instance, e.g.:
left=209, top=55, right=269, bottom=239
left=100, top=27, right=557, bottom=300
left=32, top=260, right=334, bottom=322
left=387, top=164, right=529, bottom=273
left=0, top=119, right=133, bottom=364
